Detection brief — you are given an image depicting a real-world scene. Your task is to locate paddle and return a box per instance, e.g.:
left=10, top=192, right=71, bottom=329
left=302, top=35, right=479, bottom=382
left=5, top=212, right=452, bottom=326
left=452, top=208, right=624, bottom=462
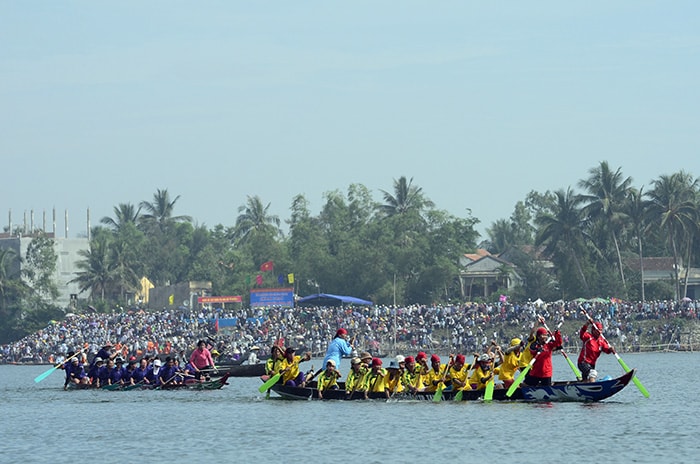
left=539, top=317, right=582, bottom=380
left=432, top=357, right=453, bottom=403
left=581, top=309, right=650, bottom=398
left=454, top=355, right=478, bottom=402
left=258, top=372, right=282, bottom=393
left=484, top=358, right=496, bottom=401
left=506, top=351, right=540, bottom=397
left=34, top=349, right=84, bottom=384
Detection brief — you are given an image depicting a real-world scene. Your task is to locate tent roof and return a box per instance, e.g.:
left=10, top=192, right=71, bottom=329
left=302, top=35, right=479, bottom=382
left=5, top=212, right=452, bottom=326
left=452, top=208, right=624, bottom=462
left=296, top=293, right=373, bottom=307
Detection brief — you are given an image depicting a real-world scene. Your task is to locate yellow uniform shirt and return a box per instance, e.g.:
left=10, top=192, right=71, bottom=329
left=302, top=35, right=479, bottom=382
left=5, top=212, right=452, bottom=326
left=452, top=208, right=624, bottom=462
left=346, top=366, right=367, bottom=392
left=469, top=365, right=500, bottom=390
left=500, top=351, right=521, bottom=381
left=385, top=371, right=404, bottom=393
left=281, top=355, right=302, bottom=384
left=402, top=368, right=423, bottom=391
left=423, top=364, right=448, bottom=393
left=363, top=368, right=388, bottom=392
left=266, top=357, right=285, bottom=376
left=446, top=364, right=470, bottom=390
left=317, top=369, right=340, bottom=391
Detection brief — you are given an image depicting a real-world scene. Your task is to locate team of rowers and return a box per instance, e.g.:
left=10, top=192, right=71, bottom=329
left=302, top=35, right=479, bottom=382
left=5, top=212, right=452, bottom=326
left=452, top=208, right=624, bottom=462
left=266, top=312, right=614, bottom=399
left=60, top=339, right=218, bottom=389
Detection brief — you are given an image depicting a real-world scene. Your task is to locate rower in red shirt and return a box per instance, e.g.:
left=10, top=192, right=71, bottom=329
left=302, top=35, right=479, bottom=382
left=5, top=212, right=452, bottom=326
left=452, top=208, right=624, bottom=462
left=524, top=326, right=562, bottom=387
left=577, top=314, right=614, bottom=382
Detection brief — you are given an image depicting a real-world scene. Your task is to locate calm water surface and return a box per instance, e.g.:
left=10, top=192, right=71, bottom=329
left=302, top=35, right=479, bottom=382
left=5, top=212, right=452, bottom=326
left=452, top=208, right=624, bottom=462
left=1, top=352, right=698, bottom=464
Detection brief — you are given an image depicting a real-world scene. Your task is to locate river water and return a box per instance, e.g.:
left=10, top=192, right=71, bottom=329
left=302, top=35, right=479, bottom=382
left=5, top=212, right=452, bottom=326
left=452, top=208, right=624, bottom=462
left=1, top=351, right=698, bottom=464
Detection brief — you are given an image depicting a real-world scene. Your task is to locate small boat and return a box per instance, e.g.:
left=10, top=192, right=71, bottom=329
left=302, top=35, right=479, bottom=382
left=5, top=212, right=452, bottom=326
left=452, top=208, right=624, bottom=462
left=213, top=363, right=266, bottom=378
left=267, top=370, right=635, bottom=403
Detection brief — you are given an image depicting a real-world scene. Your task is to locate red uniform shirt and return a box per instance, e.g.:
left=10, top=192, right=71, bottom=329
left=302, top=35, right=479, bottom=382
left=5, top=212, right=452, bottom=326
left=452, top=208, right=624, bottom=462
left=578, top=325, right=613, bottom=366
left=529, top=331, right=562, bottom=378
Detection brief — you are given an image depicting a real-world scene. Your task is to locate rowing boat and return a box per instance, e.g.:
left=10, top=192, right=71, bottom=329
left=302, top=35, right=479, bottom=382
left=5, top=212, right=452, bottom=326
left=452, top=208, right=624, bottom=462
left=212, top=363, right=266, bottom=378
left=266, top=370, right=635, bottom=402
left=66, top=373, right=231, bottom=391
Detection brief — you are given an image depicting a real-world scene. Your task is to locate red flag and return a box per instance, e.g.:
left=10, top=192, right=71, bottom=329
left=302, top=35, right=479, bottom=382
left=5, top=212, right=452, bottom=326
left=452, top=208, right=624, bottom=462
left=260, top=261, right=274, bottom=272
left=215, top=319, right=219, bottom=333
left=255, top=274, right=263, bottom=286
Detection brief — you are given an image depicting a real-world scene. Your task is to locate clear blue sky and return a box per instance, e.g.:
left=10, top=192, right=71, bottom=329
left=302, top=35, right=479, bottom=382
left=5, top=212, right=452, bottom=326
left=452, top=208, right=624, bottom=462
left=2, top=1, right=698, bottom=238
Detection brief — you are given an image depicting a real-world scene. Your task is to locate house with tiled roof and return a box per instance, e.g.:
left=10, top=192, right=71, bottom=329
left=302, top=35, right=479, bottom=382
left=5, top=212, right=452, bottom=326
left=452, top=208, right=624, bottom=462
left=458, top=249, right=522, bottom=300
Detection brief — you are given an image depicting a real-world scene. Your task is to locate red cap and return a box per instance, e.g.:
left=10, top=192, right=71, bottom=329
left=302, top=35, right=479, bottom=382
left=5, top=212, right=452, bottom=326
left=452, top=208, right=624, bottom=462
left=536, top=327, right=548, bottom=336
left=455, top=354, right=466, bottom=365
left=404, top=356, right=415, bottom=363
left=593, top=322, right=603, bottom=332
left=430, top=354, right=441, bottom=364
left=371, top=357, right=383, bottom=367
left=335, top=328, right=347, bottom=337
left=416, top=351, right=427, bottom=360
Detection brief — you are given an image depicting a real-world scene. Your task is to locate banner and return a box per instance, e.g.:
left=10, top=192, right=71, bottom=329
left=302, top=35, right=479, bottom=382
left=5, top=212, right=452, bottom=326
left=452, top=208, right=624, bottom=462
left=250, top=288, right=294, bottom=307
left=198, top=296, right=242, bottom=304
left=288, top=273, right=295, bottom=284
left=168, top=294, right=174, bottom=305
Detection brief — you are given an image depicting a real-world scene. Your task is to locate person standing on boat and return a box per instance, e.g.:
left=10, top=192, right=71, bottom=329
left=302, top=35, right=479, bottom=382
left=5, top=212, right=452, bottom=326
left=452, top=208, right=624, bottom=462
left=577, top=316, right=614, bottom=382
left=322, top=328, right=354, bottom=375
left=189, top=340, right=215, bottom=380
left=317, top=359, right=341, bottom=399
left=524, top=327, right=562, bottom=387
left=92, top=342, right=116, bottom=367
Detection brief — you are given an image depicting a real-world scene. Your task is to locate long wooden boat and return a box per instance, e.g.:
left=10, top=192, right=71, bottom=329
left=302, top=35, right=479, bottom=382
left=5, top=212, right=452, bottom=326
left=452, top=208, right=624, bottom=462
left=213, top=363, right=266, bottom=378
left=267, top=370, right=635, bottom=402
left=67, top=373, right=230, bottom=391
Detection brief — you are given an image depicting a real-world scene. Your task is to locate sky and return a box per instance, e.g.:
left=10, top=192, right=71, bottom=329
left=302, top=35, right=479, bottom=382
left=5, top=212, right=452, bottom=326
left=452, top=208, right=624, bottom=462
left=2, top=1, right=699, bottom=239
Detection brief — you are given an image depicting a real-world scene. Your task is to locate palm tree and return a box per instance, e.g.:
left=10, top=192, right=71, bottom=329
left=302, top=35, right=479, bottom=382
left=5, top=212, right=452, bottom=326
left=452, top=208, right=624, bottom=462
left=623, top=187, right=650, bottom=302
left=139, top=189, right=192, bottom=233
left=578, top=162, right=632, bottom=293
left=645, top=171, right=698, bottom=301
left=70, top=233, right=116, bottom=301
left=229, top=195, right=282, bottom=245
left=100, top=203, right=141, bottom=231
left=535, top=187, right=591, bottom=295
left=378, top=176, right=434, bottom=218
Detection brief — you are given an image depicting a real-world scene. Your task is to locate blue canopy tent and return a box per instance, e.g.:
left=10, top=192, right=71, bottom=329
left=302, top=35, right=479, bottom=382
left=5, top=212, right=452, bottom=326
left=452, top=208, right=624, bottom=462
left=296, top=293, right=373, bottom=307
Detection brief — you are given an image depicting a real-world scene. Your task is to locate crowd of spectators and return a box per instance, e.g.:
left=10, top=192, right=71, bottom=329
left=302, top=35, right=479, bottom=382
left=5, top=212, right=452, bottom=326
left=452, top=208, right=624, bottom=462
left=1, top=298, right=697, bottom=365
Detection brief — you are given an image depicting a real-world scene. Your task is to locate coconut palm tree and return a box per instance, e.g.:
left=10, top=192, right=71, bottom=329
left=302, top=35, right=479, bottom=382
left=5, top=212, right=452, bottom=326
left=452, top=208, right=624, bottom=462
left=139, top=188, right=192, bottom=234
left=535, top=187, right=591, bottom=295
left=378, top=176, right=434, bottom=218
left=229, top=195, right=282, bottom=245
left=623, top=187, right=651, bottom=302
left=645, top=171, right=698, bottom=301
left=70, top=233, right=116, bottom=301
left=100, top=203, right=141, bottom=231
left=578, top=161, right=632, bottom=293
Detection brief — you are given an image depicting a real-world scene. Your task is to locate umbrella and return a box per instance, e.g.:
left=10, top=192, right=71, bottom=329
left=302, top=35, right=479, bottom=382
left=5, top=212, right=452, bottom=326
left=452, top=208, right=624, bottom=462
left=682, top=297, right=692, bottom=302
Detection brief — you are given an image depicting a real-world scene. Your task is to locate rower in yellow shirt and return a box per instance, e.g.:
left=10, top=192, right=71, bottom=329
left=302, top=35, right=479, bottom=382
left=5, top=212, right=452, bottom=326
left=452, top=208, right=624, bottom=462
left=384, top=359, right=404, bottom=395
left=498, top=338, right=524, bottom=389
left=423, top=354, right=450, bottom=393
left=280, top=347, right=311, bottom=387
left=317, top=359, right=341, bottom=399
left=363, top=358, right=388, bottom=399
left=469, top=354, right=499, bottom=390
left=345, top=357, right=367, bottom=397
left=446, top=353, right=472, bottom=391
left=401, top=356, right=424, bottom=393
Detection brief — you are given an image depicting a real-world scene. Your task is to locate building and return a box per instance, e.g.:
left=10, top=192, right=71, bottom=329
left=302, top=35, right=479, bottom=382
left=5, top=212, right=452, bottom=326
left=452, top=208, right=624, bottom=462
left=0, top=234, right=89, bottom=309
left=458, top=249, right=522, bottom=300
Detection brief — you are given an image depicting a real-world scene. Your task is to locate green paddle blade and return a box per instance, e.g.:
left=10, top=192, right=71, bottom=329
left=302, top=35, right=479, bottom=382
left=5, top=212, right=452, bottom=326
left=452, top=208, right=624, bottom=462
left=432, top=386, right=443, bottom=403
left=259, top=373, right=281, bottom=393
left=34, top=365, right=59, bottom=383
left=506, top=364, right=531, bottom=397
left=563, top=353, right=582, bottom=380
left=616, top=355, right=649, bottom=398
left=454, top=389, right=463, bottom=401
left=484, top=379, right=495, bottom=401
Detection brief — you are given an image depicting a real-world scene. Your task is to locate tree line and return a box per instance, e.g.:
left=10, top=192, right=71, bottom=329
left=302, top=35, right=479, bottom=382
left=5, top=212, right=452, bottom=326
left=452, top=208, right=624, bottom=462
left=1, top=164, right=698, bottom=343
